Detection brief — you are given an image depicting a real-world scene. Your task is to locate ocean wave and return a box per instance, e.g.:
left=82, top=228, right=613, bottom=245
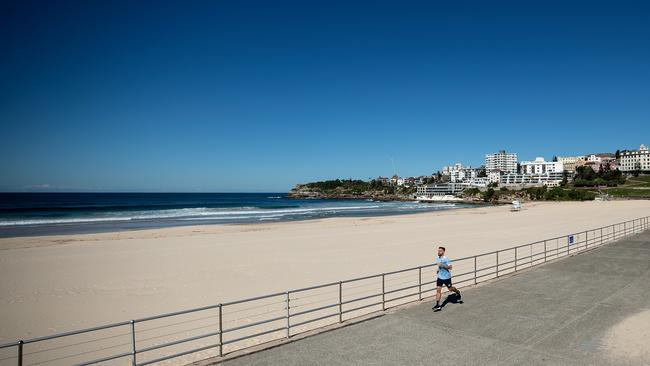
left=0, top=204, right=386, bottom=226
left=0, top=202, right=467, bottom=228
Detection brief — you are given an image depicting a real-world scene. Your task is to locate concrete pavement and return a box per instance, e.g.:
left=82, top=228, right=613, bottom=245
left=219, top=230, right=650, bottom=366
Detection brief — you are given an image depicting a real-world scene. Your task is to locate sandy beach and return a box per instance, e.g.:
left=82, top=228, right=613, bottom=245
left=1, top=200, right=649, bottom=346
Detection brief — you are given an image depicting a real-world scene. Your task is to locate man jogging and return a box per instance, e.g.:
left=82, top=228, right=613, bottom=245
left=432, top=246, right=461, bottom=311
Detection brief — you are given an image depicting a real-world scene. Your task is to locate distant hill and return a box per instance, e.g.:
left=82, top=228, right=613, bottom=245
left=288, top=179, right=415, bottom=201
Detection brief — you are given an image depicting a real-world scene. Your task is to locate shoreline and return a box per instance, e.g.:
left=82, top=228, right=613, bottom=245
left=0, top=200, right=488, bottom=239
left=0, top=203, right=492, bottom=249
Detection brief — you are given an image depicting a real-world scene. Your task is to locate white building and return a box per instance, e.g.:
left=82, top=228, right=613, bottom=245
left=500, top=172, right=564, bottom=187
left=585, top=154, right=601, bottom=163
left=520, top=157, right=564, bottom=175
left=416, top=183, right=467, bottom=197
left=620, top=144, right=650, bottom=172
left=487, top=171, right=501, bottom=184
left=442, top=163, right=477, bottom=183
left=467, top=177, right=489, bottom=188
left=485, top=150, right=518, bottom=173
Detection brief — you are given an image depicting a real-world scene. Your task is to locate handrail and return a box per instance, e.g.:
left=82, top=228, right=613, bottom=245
left=3, top=216, right=647, bottom=366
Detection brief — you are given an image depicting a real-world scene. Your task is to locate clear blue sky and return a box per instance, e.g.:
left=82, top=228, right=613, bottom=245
left=1, top=1, right=649, bottom=192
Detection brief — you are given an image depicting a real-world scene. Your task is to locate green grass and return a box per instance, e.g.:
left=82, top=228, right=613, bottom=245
left=622, top=176, right=650, bottom=187
left=602, top=187, right=650, bottom=197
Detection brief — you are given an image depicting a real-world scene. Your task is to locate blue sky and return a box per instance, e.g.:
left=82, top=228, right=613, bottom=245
left=1, top=1, right=649, bottom=192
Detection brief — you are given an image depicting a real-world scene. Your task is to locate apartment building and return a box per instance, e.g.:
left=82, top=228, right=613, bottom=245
left=520, top=157, right=564, bottom=175
left=485, top=150, right=518, bottom=173
left=442, top=163, right=477, bottom=183
left=500, top=172, right=564, bottom=187
left=620, top=144, right=650, bottom=172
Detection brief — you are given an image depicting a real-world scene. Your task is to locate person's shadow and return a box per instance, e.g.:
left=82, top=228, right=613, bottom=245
left=440, top=293, right=463, bottom=309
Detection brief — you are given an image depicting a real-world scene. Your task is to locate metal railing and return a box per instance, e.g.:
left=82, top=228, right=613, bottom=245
left=0, top=216, right=648, bottom=366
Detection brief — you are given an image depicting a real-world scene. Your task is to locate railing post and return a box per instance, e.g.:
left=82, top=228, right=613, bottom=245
left=418, top=267, right=422, bottom=300
left=218, top=304, right=223, bottom=357
left=130, top=320, right=136, bottom=366
left=566, top=238, right=571, bottom=256
left=514, top=248, right=517, bottom=272
left=600, top=227, right=603, bottom=246
left=624, top=222, right=627, bottom=236
left=473, top=256, right=477, bottom=285
left=285, top=292, right=290, bottom=338
left=530, top=243, right=533, bottom=266
left=17, top=341, right=23, bottom=366
left=381, top=274, right=385, bottom=311
left=496, top=251, right=499, bottom=278
left=338, top=282, right=343, bottom=323
left=544, top=240, right=547, bottom=262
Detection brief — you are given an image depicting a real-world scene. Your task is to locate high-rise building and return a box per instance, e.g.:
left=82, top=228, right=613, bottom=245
left=485, top=150, right=518, bottom=173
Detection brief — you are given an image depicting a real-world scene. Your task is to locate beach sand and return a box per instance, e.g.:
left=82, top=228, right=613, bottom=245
left=0, top=200, right=649, bottom=359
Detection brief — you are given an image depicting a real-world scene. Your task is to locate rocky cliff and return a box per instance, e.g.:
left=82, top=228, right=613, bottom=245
left=288, top=183, right=415, bottom=201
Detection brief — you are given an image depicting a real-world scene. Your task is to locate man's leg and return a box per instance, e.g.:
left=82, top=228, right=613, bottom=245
left=433, top=286, right=442, bottom=310
left=448, top=284, right=461, bottom=296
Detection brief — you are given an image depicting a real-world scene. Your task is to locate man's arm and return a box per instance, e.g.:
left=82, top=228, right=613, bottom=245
left=435, top=259, right=452, bottom=270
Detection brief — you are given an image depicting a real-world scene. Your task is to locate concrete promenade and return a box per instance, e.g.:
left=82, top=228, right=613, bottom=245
left=220, top=230, right=650, bottom=366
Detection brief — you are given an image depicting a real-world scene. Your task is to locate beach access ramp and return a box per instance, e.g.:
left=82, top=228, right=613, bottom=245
left=213, top=229, right=650, bottom=366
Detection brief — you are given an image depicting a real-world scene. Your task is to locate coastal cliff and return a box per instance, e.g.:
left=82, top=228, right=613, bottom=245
left=288, top=180, right=416, bottom=201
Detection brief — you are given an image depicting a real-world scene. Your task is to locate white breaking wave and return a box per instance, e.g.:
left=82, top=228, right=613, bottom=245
left=0, top=204, right=422, bottom=227
left=0, top=202, right=463, bottom=227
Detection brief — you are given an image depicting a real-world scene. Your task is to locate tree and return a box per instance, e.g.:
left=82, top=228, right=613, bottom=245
left=483, top=188, right=495, bottom=202
left=575, top=166, right=597, bottom=181
left=615, top=150, right=621, bottom=160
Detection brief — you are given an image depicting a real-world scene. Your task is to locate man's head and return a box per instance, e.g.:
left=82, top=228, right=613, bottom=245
left=437, top=246, right=446, bottom=257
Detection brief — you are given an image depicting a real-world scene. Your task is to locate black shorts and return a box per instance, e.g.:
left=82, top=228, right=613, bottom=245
left=436, top=278, right=452, bottom=287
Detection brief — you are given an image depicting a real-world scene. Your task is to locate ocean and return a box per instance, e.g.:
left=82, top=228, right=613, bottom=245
left=0, top=193, right=475, bottom=237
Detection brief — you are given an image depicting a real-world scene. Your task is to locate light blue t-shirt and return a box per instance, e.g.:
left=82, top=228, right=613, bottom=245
left=436, top=256, right=452, bottom=280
